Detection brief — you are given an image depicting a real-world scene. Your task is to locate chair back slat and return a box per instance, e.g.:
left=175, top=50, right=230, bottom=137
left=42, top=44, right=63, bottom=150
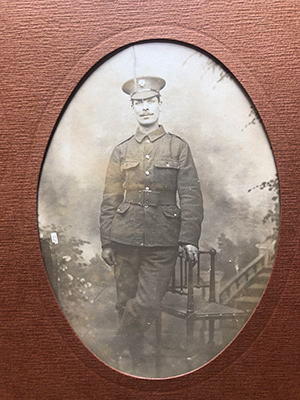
left=167, top=249, right=216, bottom=303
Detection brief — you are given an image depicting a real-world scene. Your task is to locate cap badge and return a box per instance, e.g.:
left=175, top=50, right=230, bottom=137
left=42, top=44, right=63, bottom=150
left=138, top=79, right=146, bottom=88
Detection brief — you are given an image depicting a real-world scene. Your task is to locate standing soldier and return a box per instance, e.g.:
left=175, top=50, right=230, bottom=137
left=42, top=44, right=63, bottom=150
left=100, top=76, right=203, bottom=374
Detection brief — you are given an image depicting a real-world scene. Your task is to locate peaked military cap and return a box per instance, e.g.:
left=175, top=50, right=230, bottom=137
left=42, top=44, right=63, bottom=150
left=122, top=76, right=166, bottom=100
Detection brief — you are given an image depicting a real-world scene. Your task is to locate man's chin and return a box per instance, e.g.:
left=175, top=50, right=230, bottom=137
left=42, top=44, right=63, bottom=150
left=139, top=122, right=152, bottom=126
left=139, top=120, right=154, bottom=127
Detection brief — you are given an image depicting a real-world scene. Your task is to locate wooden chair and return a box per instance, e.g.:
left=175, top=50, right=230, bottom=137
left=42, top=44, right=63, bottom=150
left=155, top=248, right=247, bottom=371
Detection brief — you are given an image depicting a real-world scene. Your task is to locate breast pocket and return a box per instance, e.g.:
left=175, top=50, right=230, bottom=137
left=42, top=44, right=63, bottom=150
left=120, top=160, right=140, bottom=186
left=154, top=159, right=179, bottom=188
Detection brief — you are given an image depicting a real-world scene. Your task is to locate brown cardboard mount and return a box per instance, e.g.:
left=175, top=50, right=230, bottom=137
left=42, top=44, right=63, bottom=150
left=0, top=1, right=299, bottom=399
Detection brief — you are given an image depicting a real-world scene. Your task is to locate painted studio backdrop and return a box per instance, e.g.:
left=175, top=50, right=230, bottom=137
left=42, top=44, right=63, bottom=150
left=38, top=42, right=279, bottom=378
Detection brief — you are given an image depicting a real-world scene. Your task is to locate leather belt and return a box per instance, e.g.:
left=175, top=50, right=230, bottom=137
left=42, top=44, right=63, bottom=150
left=125, top=190, right=176, bottom=206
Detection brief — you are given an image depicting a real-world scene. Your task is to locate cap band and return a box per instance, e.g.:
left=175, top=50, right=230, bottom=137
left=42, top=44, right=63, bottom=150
left=131, top=88, right=159, bottom=98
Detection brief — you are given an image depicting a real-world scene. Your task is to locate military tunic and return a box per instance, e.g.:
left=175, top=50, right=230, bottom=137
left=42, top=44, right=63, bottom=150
left=100, top=125, right=203, bottom=248
left=100, top=125, right=203, bottom=363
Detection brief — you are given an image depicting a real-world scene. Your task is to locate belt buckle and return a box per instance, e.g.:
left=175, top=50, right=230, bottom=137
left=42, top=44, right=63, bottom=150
left=139, top=189, right=152, bottom=207
left=144, top=189, right=151, bottom=207
left=137, top=189, right=146, bottom=206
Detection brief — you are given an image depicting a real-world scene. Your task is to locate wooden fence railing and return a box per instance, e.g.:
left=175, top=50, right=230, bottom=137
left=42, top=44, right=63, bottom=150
left=219, top=253, right=265, bottom=305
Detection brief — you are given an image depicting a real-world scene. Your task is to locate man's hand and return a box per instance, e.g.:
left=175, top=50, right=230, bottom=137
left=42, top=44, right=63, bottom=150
left=183, top=244, right=199, bottom=264
left=101, top=246, right=116, bottom=266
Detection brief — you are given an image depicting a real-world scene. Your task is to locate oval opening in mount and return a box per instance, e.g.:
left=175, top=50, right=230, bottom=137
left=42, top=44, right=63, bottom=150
left=38, top=41, right=280, bottom=379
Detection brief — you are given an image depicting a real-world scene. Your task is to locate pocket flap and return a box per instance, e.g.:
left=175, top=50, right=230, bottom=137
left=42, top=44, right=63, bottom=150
left=155, top=160, right=179, bottom=169
left=116, top=203, right=131, bottom=214
left=162, top=206, right=181, bottom=218
left=121, top=160, right=140, bottom=171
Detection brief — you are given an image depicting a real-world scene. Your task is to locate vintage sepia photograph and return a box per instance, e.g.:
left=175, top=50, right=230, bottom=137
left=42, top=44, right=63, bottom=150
left=38, top=41, right=280, bottom=379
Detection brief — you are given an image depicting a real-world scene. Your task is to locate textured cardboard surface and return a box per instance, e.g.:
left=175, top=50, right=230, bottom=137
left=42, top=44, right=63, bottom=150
left=1, top=1, right=299, bottom=399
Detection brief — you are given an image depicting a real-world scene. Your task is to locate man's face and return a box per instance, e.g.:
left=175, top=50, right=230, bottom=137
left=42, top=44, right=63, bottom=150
left=132, top=96, right=161, bottom=128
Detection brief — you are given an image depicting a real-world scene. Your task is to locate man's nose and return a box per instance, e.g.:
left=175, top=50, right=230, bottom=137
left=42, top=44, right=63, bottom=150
left=142, top=101, right=149, bottom=110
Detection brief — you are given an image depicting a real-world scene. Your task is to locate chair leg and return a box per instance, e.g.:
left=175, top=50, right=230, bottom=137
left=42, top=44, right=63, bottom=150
left=186, top=315, right=195, bottom=359
left=208, top=319, right=215, bottom=349
left=199, top=320, right=205, bottom=345
left=155, top=309, right=162, bottom=377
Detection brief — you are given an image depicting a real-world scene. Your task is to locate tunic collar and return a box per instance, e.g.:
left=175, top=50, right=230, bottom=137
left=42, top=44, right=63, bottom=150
left=134, top=125, right=166, bottom=143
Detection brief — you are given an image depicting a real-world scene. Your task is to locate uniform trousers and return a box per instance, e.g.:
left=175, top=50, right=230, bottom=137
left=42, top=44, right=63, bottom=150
left=111, top=243, right=178, bottom=360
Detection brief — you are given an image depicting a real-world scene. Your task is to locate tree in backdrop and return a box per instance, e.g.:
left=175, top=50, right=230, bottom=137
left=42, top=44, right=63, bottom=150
left=248, top=175, right=280, bottom=254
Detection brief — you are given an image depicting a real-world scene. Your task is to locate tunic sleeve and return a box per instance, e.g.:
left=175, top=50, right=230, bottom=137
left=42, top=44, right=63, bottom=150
left=177, top=142, right=203, bottom=247
left=100, top=147, right=124, bottom=248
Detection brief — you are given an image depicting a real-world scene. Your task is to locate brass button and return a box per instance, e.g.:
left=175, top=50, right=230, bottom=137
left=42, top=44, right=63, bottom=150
left=145, top=154, right=150, bottom=159
left=145, top=170, right=150, bottom=176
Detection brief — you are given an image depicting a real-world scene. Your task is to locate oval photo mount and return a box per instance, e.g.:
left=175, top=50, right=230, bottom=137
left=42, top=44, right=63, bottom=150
left=38, top=41, right=279, bottom=379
